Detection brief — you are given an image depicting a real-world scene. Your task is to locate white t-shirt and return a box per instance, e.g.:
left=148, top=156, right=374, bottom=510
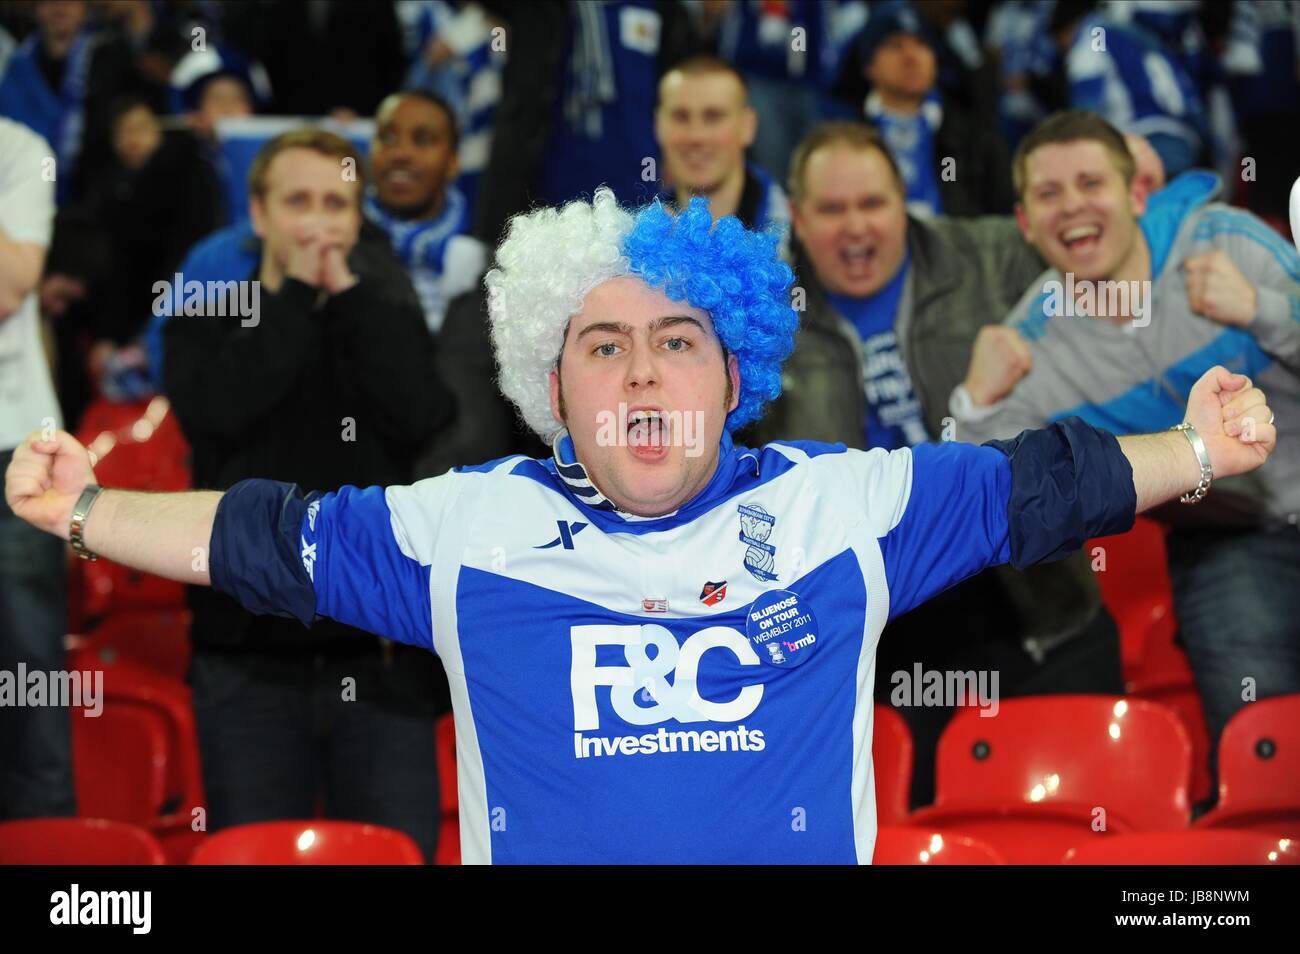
left=0, top=118, right=59, bottom=452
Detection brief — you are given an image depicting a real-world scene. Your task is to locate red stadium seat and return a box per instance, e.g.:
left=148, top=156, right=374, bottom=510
left=911, top=696, right=1192, bottom=862
left=907, top=805, right=1133, bottom=864
left=437, top=817, right=461, bottom=867
left=1196, top=694, right=1300, bottom=837
left=1195, top=807, right=1300, bottom=839
left=77, top=559, right=186, bottom=621
left=925, top=696, right=1192, bottom=828
left=872, top=827, right=1006, bottom=864
left=72, top=704, right=169, bottom=824
left=435, top=713, right=457, bottom=814
left=76, top=396, right=156, bottom=443
left=66, top=648, right=207, bottom=863
left=1064, top=830, right=1300, bottom=865
left=75, top=397, right=191, bottom=491
left=0, top=818, right=166, bottom=865
left=873, top=704, right=913, bottom=826
left=67, top=649, right=204, bottom=813
left=1134, top=682, right=1212, bottom=804
left=434, top=714, right=461, bottom=864
left=1089, top=518, right=1175, bottom=679
left=1090, top=520, right=1212, bottom=802
left=72, top=397, right=190, bottom=618
left=189, top=821, right=425, bottom=865
left=79, top=609, right=192, bottom=680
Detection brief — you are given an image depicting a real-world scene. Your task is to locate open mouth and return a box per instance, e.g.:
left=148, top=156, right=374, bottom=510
left=1060, top=224, right=1102, bottom=254
left=839, top=244, right=877, bottom=275
left=627, top=407, right=671, bottom=461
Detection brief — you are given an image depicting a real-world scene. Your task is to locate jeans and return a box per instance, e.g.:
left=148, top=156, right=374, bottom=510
left=1166, top=524, right=1300, bottom=791
left=0, top=448, right=75, bottom=819
left=191, top=642, right=442, bottom=862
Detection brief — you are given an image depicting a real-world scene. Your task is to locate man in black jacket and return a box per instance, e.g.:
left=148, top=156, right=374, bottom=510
left=163, top=129, right=453, bottom=861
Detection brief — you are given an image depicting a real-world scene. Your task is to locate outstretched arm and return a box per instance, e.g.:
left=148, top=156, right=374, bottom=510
left=4, top=430, right=219, bottom=586
left=4, top=429, right=443, bottom=650
left=877, top=366, right=1275, bottom=620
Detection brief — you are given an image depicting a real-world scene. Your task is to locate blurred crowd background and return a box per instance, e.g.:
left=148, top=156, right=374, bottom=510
left=2, top=0, right=1296, bottom=431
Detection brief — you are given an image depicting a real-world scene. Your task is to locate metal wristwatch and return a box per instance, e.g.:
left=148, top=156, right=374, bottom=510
left=1172, top=422, right=1213, bottom=504
left=69, top=484, right=104, bottom=560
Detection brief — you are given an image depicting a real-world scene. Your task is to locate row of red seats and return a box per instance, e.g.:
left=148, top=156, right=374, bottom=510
left=61, top=399, right=203, bottom=862
left=424, top=695, right=1300, bottom=865
left=3, top=815, right=1294, bottom=866
left=882, top=694, right=1300, bottom=864
left=874, top=827, right=1297, bottom=865
left=66, top=647, right=206, bottom=864
left=0, top=818, right=424, bottom=864
left=65, top=650, right=1297, bottom=866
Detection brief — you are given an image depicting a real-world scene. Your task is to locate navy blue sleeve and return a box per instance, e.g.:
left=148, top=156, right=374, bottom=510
left=983, top=416, right=1137, bottom=567
left=209, top=479, right=319, bottom=626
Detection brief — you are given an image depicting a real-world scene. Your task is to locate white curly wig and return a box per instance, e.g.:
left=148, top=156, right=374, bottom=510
left=484, top=188, right=635, bottom=443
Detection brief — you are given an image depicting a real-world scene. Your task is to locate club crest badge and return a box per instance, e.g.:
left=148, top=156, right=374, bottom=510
left=737, top=503, right=778, bottom=583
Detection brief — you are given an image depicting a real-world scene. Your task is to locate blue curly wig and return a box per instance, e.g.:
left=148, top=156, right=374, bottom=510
left=485, top=186, right=798, bottom=441
left=623, top=196, right=797, bottom=432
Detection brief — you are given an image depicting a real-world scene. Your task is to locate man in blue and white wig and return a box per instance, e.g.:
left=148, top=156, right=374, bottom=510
left=486, top=186, right=798, bottom=517
left=4, top=187, right=1279, bottom=863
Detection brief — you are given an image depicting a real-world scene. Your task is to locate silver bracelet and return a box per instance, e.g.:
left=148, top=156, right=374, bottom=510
left=69, top=484, right=104, bottom=560
left=1171, top=422, right=1213, bottom=504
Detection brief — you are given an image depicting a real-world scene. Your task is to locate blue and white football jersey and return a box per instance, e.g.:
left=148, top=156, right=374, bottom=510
left=210, top=423, right=1136, bottom=863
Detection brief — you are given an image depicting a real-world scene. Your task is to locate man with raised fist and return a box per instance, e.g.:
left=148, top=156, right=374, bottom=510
left=7, top=188, right=1279, bottom=863
left=951, top=110, right=1300, bottom=799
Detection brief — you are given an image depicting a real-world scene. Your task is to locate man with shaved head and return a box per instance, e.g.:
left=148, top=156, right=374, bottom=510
left=655, top=56, right=789, bottom=242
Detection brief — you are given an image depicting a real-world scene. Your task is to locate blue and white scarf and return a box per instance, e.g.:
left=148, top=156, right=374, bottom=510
left=865, top=88, right=944, bottom=218
left=0, top=29, right=93, bottom=203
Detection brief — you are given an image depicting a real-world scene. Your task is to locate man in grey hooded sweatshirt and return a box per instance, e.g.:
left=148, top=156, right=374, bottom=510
left=952, top=110, right=1300, bottom=800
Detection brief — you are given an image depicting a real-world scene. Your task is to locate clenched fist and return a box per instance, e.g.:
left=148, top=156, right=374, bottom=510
left=4, top=430, right=97, bottom=539
left=963, top=325, right=1034, bottom=407
left=1184, top=366, right=1276, bottom=478
left=1183, top=251, right=1257, bottom=328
